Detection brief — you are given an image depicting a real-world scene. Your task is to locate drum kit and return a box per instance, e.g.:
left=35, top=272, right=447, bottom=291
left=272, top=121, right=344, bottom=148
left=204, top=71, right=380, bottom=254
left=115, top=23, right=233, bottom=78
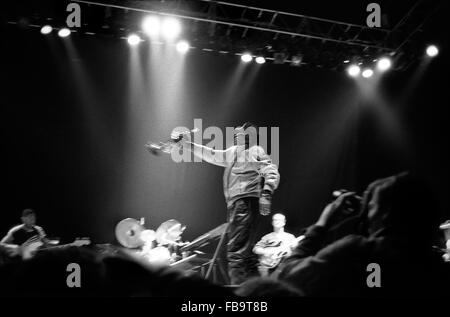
left=115, top=218, right=188, bottom=266
left=115, top=217, right=230, bottom=283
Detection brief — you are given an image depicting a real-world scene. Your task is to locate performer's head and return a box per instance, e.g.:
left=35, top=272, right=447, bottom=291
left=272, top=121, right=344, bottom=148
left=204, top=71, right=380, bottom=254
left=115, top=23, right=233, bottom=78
left=21, top=209, right=36, bottom=227
left=234, top=122, right=258, bottom=148
left=272, top=213, right=286, bottom=230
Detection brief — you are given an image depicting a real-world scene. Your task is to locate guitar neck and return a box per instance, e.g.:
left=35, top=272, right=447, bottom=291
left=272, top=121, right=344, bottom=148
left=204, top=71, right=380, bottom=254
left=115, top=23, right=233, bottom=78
left=38, top=240, right=90, bottom=251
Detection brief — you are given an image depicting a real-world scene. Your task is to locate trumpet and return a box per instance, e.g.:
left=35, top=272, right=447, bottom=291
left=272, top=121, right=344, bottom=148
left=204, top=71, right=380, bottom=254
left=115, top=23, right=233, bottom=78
left=145, top=128, right=198, bottom=155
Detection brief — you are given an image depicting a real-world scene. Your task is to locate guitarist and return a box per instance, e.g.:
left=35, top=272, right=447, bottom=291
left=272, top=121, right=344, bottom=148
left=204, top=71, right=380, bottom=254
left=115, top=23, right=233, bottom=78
left=0, top=209, right=49, bottom=259
left=253, top=213, right=299, bottom=277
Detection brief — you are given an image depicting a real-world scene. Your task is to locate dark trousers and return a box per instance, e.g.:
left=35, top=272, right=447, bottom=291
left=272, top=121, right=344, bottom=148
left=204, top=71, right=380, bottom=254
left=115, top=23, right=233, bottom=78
left=226, top=197, right=261, bottom=285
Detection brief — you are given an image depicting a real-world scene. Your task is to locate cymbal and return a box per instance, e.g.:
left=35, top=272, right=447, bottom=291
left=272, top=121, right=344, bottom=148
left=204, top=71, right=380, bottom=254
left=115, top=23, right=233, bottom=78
left=156, top=219, right=186, bottom=245
left=115, top=218, right=145, bottom=248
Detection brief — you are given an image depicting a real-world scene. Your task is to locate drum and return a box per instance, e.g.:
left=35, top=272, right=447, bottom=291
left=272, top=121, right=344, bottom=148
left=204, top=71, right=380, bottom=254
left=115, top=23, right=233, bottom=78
left=115, top=218, right=145, bottom=248
left=143, top=246, right=172, bottom=267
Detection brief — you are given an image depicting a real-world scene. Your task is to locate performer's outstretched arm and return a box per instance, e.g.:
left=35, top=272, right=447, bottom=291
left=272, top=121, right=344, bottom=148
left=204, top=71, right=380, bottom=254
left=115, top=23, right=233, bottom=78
left=181, top=139, right=234, bottom=167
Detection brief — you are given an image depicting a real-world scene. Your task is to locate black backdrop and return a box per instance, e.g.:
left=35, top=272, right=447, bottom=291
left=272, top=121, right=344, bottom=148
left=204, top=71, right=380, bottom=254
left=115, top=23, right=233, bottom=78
left=2, top=21, right=449, bottom=245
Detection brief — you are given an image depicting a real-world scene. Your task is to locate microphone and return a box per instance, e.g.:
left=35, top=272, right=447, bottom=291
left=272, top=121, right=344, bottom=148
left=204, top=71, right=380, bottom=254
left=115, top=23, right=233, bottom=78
left=145, top=127, right=199, bottom=155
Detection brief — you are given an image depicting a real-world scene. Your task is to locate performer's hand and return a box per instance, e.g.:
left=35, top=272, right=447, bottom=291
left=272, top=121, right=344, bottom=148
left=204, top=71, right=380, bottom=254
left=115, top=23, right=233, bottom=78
left=170, top=131, right=184, bottom=143
left=171, top=129, right=193, bottom=144
left=259, top=191, right=272, bottom=216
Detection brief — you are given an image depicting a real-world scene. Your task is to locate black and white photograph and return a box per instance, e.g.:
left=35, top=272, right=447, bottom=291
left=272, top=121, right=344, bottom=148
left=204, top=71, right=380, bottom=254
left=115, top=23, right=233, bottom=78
left=1, top=0, right=449, bottom=304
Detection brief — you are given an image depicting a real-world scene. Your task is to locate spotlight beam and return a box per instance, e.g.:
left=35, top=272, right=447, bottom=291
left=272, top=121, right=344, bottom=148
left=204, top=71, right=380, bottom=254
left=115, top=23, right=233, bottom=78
left=161, top=17, right=181, bottom=39
left=58, top=28, right=71, bottom=37
left=362, top=68, right=374, bottom=78
left=176, top=40, right=189, bottom=53
left=377, top=57, right=392, bottom=72
left=241, top=53, right=252, bottom=63
left=40, top=25, right=53, bottom=34
left=426, top=45, right=439, bottom=57
left=347, top=64, right=360, bottom=77
left=255, top=56, right=266, bottom=64
left=142, top=16, right=160, bottom=36
left=127, top=34, right=141, bottom=45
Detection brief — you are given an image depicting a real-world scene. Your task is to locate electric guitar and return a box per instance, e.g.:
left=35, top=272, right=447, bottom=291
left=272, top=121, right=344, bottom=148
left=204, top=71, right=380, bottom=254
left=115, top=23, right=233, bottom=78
left=258, top=235, right=305, bottom=269
left=8, top=236, right=91, bottom=260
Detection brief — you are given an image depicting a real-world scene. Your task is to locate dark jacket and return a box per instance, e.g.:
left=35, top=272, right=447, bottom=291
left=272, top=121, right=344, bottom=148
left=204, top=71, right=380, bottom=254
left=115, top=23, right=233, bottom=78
left=278, top=225, right=450, bottom=297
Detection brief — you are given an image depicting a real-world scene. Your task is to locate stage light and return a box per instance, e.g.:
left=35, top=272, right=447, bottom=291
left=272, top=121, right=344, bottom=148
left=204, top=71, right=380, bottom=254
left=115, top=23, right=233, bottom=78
left=127, top=34, right=141, bottom=46
left=362, top=68, right=374, bottom=78
left=58, top=28, right=71, bottom=38
left=255, top=56, right=266, bottom=64
left=142, top=16, right=160, bottom=36
left=40, top=25, right=52, bottom=35
left=377, top=57, right=392, bottom=72
left=347, top=64, right=360, bottom=77
left=343, top=60, right=350, bottom=64
left=291, top=54, right=303, bottom=66
left=241, top=53, right=252, bottom=63
left=426, top=45, right=439, bottom=57
left=176, top=40, right=189, bottom=53
left=161, top=17, right=181, bottom=39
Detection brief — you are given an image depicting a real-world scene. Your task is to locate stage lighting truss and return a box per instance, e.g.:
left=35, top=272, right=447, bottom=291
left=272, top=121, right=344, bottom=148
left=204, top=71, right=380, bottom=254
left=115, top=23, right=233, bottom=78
left=6, top=0, right=444, bottom=72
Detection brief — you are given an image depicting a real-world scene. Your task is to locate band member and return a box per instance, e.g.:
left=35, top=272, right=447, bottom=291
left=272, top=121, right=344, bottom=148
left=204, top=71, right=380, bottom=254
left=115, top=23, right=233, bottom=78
left=253, top=213, right=300, bottom=277
left=173, top=122, right=280, bottom=285
left=439, top=220, right=450, bottom=262
left=0, top=209, right=49, bottom=258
